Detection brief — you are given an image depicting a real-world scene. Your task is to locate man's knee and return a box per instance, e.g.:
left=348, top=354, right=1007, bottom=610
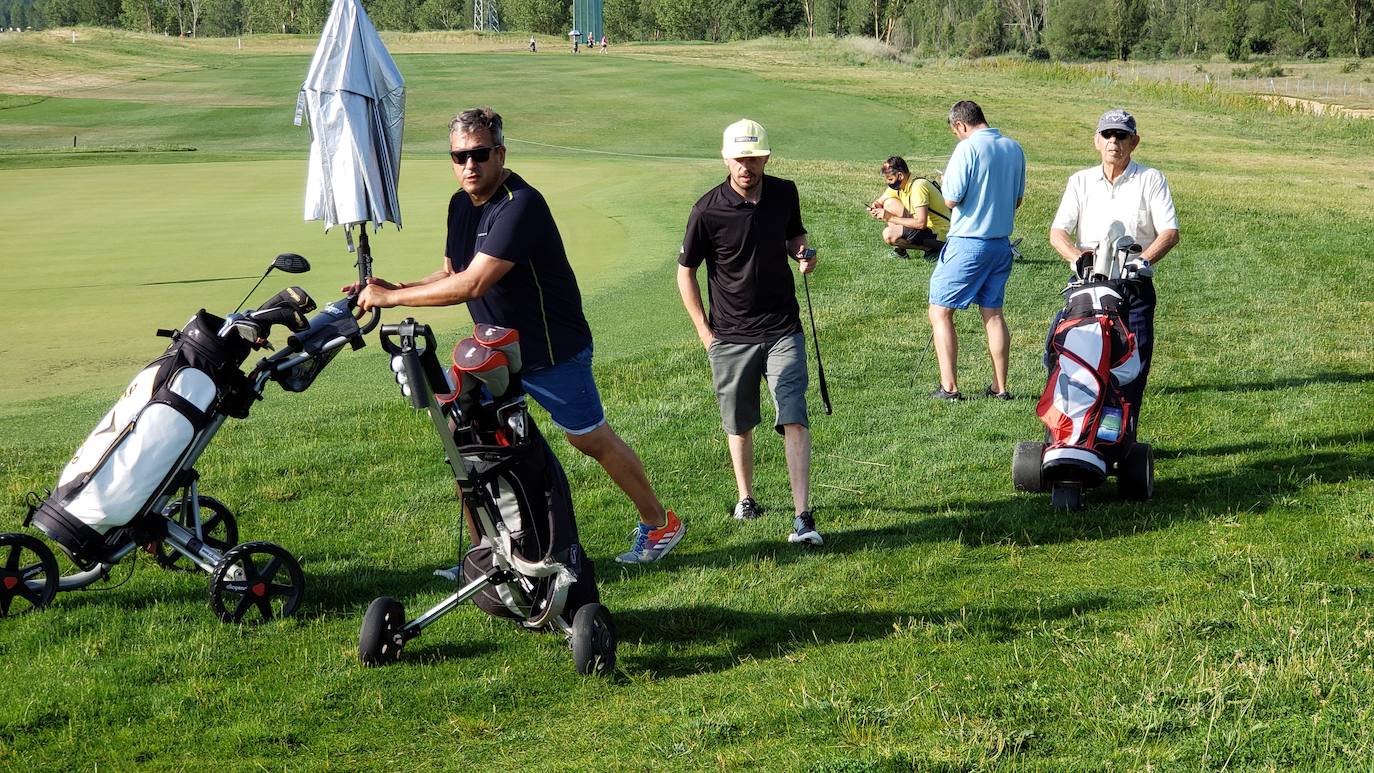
left=566, top=423, right=618, bottom=458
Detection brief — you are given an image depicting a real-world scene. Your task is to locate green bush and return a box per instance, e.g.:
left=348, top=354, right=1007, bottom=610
left=1340, top=60, right=1361, bottom=73
left=1231, top=62, right=1285, bottom=79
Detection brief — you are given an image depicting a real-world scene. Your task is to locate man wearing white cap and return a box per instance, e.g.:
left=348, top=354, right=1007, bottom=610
left=677, top=118, right=823, bottom=546
left=1050, top=108, right=1179, bottom=419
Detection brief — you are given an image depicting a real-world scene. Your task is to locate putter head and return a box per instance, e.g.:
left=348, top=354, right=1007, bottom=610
left=271, top=253, right=311, bottom=274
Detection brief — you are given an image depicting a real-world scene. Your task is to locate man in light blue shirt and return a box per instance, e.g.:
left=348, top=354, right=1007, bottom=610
left=927, top=100, right=1026, bottom=401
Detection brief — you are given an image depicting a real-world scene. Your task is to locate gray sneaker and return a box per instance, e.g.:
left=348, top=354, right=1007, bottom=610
left=732, top=497, right=764, bottom=521
left=788, top=511, right=823, bottom=546
left=433, top=562, right=463, bottom=582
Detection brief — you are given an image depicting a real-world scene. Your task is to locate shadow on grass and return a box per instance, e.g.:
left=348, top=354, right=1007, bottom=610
left=645, top=432, right=1374, bottom=573
left=1164, top=370, right=1374, bottom=395
left=614, top=595, right=1117, bottom=678
left=300, top=564, right=459, bottom=617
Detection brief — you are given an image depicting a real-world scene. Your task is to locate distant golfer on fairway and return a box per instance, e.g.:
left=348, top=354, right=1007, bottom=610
left=354, top=106, right=685, bottom=564
left=677, top=118, right=823, bottom=546
left=867, top=156, right=950, bottom=259
left=1049, top=108, right=1179, bottom=425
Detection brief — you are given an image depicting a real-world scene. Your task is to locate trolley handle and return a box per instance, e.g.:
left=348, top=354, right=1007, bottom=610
left=380, top=319, right=441, bottom=410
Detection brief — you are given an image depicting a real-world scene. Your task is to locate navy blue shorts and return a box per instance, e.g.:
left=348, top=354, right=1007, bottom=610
left=521, top=346, right=607, bottom=435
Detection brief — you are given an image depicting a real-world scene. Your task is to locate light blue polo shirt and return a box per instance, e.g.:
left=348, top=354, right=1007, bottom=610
left=942, top=127, right=1026, bottom=239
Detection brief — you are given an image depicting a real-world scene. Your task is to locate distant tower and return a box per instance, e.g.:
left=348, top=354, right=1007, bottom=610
left=474, top=0, right=500, bottom=31
left=572, top=0, right=602, bottom=41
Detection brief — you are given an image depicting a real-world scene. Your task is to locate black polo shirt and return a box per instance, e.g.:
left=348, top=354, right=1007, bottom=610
left=679, top=175, right=807, bottom=344
left=445, top=172, right=592, bottom=371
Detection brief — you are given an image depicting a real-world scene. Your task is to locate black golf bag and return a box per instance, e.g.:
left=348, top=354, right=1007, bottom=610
left=454, top=394, right=600, bottom=625
left=360, top=321, right=614, bottom=675
left=1013, top=236, right=1155, bottom=509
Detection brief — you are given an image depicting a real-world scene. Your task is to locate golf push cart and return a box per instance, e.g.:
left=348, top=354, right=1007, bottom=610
left=4, top=253, right=377, bottom=622
left=358, top=319, right=615, bottom=676
left=1013, top=230, right=1155, bottom=511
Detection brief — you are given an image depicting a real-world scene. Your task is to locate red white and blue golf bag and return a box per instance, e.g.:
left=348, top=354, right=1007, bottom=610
left=1015, top=234, right=1155, bottom=508
left=1038, top=279, right=1141, bottom=483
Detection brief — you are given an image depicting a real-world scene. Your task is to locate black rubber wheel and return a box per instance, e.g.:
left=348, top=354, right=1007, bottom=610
left=359, top=596, right=408, bottom=666
left=0, top=533, right=59, bottom=616
left=155, top=495, right=239, bottom=571
left=1050, top=484, right=1084, bottom=512
left=1012, top=441, right=1046, bottom=492
left=1118, top=443, right=1155, bottom=502
left=570, top=603, right=617, bottom=676
left=208, top=541, right=304, bottom=623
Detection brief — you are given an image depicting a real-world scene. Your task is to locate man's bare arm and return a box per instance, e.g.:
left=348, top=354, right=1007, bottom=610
left=677, top=264, right=713, bottom=349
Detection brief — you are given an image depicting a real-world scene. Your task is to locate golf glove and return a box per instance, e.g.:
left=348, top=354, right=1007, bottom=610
left=1125, top=258, right=1154, bottom=279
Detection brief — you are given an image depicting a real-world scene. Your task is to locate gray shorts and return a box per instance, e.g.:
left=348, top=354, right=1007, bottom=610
left=707, top=332, right=809, bottom=435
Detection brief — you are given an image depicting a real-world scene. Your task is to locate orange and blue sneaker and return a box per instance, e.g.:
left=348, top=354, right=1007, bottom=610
left=615, top=511, right=685, bottom=564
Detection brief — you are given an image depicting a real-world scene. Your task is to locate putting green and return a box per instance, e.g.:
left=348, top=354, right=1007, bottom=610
left=0, top=154, right=714, bottom=404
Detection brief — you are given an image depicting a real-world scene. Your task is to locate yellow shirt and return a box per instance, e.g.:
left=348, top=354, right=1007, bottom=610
left=879, top=177, right=951, bottom=239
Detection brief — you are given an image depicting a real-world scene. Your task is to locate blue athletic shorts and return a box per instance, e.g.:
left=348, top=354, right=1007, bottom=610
left=520, top=346, right=607, bottom=435
left=929, top=236, right=1014, bottom=309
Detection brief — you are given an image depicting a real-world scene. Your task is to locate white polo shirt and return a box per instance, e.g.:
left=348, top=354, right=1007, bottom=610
left=1051, top=160, right=1178, bottom=252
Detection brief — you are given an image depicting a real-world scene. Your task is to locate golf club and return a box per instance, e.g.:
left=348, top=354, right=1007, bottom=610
left=915, top=331, right=934, bottom=376
left=232, top=253, right=312, bottom=314
left=800, top=249, right=832, bottom=415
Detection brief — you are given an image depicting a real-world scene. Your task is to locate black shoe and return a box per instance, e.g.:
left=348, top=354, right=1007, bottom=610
left=984, top=385, right=1013, bottom=401
left=890, top=247, right=909, bottom=259
left=732, top=496, right=763, bottom=521
left=929, top=387, right=962, bottom=401
left=788, top=511, right=823, bottom=546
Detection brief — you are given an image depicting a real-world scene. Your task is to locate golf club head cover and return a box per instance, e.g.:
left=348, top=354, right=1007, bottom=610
left=472, top=324, right=522, bottom=374
left=260, top=286, right=318, bottom=315
left=247, top=304, right=309, bottom=333
left=437, top=364, right=481, bottom=406
left=452, top=337, right=511, bottom=398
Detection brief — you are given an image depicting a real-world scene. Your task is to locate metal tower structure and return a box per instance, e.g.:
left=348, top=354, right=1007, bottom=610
left=474, top=0, right=499, bottom=31
left=572, top=0, right=602, bottom=42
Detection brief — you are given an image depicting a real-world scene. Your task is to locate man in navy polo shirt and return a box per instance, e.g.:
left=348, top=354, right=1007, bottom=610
left=356, top=106, right=685, bottom=564
left=677, top=118, right=823, bottom=547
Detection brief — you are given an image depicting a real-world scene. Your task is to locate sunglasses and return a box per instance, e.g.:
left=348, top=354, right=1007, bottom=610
left=449, top=145, right=499, bottom=165
left=1100, top=130, right=1133, bottom=141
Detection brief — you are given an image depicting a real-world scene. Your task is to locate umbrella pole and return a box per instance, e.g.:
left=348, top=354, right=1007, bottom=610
left=354, top=227, right=382, bottom=334
left=356, top=228, right=374, bottom=285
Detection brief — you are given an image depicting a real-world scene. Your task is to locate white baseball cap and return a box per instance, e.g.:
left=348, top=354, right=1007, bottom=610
left=721, top=118, right=770, bottom=159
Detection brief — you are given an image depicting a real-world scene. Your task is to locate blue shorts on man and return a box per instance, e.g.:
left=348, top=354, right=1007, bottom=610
left=930, top=235, right=1014, bottom=309
left=520, top=345, right=607, bottom=435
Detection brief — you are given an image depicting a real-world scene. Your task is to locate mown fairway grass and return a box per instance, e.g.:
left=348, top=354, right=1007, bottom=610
left=2, top=31, right=1373, bottom=770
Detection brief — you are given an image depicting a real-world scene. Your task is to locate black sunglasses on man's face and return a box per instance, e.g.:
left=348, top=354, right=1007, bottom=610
left=450, top=145, right=499, bottom=165
left=1100, top=130, right=1133, bottom=141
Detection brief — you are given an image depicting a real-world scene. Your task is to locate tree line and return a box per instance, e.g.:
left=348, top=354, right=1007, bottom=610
left=3, top=0, right=1369, bottom=60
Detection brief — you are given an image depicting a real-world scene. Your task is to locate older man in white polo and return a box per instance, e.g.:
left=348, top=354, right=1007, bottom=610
left=1049, top=108, right=1179, bottom=424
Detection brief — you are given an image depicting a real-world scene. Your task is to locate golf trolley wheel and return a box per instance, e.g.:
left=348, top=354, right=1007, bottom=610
left=1117, top=443, right=1155, bottom=502
left=570, top=603, right=617, bottom=676
left=154, top=496, right=239, bottom=571
left=358, top=596, right=408, bottom=666
left=1050, top=484, right=1084, bottom=512
left=0, top=533, right=59, bottom=617
left=207, top=541, right=304, bottom=623
left=1012, top=441, right=1046, bottom=493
